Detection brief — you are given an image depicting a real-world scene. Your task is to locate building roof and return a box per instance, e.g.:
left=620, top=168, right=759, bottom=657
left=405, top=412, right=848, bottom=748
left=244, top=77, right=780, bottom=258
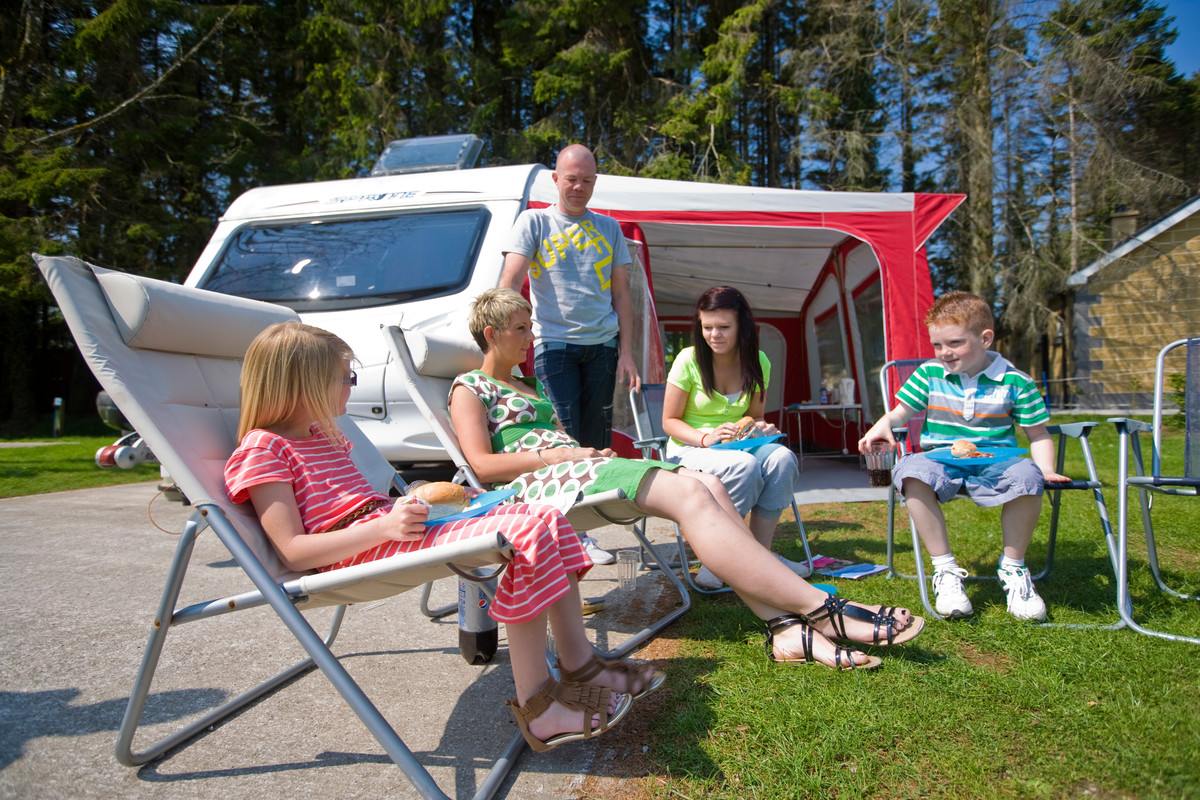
left=1067, top=195, right=1200, bottom=286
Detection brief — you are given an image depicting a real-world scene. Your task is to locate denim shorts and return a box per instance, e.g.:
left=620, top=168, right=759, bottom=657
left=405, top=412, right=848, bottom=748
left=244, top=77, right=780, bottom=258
left=891, top=452, right=1045, bottom=507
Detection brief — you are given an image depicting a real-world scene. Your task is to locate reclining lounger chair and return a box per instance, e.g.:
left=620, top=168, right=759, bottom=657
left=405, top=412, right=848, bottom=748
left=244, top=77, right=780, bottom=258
left=384, top=323, right=691, bottom=658
left=36, top=254, right=522, bottom=800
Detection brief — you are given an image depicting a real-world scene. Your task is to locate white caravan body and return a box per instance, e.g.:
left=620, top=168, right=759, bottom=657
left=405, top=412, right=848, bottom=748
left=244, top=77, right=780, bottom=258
left=185, top=163, right=962, bottom=462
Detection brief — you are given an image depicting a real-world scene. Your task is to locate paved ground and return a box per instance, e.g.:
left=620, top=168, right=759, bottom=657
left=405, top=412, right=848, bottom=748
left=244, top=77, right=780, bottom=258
left=0, top=481, right=691, bottom=800
left=0, top=460, right=873, bottom=799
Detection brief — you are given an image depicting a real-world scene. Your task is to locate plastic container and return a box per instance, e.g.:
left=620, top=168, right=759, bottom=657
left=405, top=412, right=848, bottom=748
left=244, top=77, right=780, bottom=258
left=457, top=576, right=498, bottom=664
left=617, top=550, right=639, bottom=591
left=865, top=442, right=896, bottom=488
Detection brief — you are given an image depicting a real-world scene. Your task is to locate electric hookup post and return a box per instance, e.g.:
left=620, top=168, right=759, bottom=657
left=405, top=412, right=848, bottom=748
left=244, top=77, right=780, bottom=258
left=53, top=397, right=64, bottom=438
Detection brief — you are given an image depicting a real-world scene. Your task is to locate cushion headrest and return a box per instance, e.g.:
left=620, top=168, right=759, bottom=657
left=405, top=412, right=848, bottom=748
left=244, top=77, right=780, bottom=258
left=405, top=325, right=484, bottom=379
left=95, top=268, right=299, bottom=358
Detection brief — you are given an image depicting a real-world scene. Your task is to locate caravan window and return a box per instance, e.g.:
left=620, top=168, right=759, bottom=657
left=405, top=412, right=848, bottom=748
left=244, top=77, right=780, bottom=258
left=199, top=208, right=490, bottom=312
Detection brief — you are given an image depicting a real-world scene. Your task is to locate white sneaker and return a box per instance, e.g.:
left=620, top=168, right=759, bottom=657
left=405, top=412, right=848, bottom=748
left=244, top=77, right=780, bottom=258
left=694, top=565, right=724, bottom=591
left=932, top=567, right=974, bottom=618
left=776, top=553, right=813, bottom=578
left=581, top=536, right=616, bottom=565
left=997, top=564, right=1047, bottom=621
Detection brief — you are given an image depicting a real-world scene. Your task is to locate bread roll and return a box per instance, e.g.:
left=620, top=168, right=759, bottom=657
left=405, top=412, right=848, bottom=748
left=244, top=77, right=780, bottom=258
left=721, top=416, right=757, bottom=443
left=408, top=481, right=469, bottom=520
left=950, top=439, right=977, bottom=458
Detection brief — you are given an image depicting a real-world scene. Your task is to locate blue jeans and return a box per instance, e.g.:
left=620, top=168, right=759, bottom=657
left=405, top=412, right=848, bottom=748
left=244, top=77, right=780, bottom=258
left=534, top=339, right=618, bottom=449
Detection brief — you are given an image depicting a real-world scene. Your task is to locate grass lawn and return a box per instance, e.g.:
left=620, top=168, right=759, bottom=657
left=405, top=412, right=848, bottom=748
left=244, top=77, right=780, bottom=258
left=634, top=417, right=1200, bottom=799
left=0, top=436, right=160, bottom=498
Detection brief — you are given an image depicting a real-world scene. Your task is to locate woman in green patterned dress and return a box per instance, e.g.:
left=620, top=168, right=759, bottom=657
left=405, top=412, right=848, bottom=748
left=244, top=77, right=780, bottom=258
left=448, top=289, right=926, bottom=672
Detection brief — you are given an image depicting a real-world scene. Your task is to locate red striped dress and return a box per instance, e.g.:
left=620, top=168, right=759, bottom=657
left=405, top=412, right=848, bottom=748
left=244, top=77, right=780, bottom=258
left=224, top=426, right=591, bottom=623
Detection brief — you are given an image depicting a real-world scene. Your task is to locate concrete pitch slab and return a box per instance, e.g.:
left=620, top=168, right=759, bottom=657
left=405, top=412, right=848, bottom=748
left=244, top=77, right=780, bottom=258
left=0, top=482, right=680, bottom=800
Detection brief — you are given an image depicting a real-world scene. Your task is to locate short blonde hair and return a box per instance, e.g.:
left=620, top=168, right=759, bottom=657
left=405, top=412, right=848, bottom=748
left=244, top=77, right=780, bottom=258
left=237, top=321, right=355, bottom=445
left=926, top=291, right=993, bottom=335
left=468, top=288, right=532, bottom=352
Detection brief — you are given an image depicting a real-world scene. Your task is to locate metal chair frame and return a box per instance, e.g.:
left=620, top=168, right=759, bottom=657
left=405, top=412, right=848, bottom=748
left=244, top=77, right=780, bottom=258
left=628, top=384, right=815, bottom=596
left=1110, top=337, right=1200, bottom=645
left=38, top=254, right=523, bottom=800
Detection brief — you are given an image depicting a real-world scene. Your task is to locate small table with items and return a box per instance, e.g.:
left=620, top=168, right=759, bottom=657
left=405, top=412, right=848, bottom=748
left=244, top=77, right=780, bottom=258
left=783, top=402, right=863, bottom=469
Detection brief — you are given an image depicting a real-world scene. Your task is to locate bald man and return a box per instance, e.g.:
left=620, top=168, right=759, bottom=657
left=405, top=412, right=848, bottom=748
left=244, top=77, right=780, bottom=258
left=499, top=144, right=641, bottom=455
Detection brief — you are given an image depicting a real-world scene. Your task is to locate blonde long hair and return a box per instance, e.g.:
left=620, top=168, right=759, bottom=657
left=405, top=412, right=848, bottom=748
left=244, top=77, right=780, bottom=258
left=237, top=321, right=354, bottom=445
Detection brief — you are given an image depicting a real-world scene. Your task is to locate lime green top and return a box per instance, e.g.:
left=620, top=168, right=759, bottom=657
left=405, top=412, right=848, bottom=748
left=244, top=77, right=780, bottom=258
left=665, top=347, right=772, bottom=446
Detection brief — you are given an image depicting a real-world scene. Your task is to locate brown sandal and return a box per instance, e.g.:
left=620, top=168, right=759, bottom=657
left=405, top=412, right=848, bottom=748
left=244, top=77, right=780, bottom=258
left=765, top=614, right=882, bottom=671
left=558, top=653, right=666, bottom=700
left=506, top=676, right=632, bottom=753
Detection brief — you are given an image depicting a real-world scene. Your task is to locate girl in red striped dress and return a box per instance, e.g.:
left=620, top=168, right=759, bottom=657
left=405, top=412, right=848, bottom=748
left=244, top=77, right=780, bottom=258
left=224, top=321, right=662, bottom=752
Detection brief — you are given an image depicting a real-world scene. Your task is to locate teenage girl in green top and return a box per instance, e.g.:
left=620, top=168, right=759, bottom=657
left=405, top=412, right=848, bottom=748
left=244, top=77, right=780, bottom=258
left=661, top=286, right=805, bottom=590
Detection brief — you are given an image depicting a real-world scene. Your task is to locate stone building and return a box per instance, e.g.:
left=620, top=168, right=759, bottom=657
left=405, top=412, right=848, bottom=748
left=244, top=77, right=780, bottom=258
left=1067, top=196, right=1200, bottom=409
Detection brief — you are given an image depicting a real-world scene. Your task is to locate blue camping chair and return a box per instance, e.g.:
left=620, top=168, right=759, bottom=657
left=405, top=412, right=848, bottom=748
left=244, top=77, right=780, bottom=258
left=880, top=359, right=1125, bottom=626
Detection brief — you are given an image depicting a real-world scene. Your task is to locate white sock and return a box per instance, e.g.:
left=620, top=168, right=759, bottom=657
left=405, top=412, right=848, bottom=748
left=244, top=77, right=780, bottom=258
left=1000, top=556, right=1025, bottom=570
left=932, top=553, right=960, bottom=572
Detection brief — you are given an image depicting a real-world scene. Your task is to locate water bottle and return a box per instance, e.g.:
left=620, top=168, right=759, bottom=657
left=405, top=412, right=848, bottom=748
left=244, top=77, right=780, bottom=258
left=457, top=576, right=498, bottom=664
left=819, top=383, right=830, bottom=404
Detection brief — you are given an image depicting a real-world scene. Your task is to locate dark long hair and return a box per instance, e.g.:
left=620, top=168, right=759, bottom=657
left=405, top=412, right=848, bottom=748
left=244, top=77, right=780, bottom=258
left=691, top=286, right=765, bottom=402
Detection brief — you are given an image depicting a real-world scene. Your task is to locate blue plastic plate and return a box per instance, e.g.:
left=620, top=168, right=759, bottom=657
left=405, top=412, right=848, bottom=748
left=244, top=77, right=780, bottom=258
left=710, top=433, right=786, bottom=451
left=924, top=446, right=1028, bottom=466
left=426, top=489, right=517, bottom=526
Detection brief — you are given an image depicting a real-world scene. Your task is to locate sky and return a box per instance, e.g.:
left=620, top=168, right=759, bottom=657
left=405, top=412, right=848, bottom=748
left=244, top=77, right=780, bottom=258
left=1163, top=0, right=1200, bottom=77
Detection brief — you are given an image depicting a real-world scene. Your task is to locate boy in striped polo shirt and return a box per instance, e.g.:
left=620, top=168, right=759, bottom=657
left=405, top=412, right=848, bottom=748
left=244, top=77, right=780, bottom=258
left=858, top=291, right=1069, bottom=621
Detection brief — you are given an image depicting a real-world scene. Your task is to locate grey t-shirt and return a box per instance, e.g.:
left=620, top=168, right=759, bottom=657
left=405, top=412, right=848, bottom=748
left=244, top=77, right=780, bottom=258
left=502, top=206, right=632, bottom=345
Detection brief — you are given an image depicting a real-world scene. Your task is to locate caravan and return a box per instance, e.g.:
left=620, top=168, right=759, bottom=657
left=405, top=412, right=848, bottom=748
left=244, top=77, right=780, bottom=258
left=177, top=136, right=963, bottom=465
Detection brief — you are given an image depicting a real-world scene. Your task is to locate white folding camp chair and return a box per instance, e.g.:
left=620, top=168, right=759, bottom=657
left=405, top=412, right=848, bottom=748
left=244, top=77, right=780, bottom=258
left=383, top=324, right=691, bottom=658
left=879, top=358, right=1125, bottom=627
left=628, top=384, right=814, bottom=595
left=36, top=254, right=524, bottom=800
left=1110, top=337, right=1200, bottom=645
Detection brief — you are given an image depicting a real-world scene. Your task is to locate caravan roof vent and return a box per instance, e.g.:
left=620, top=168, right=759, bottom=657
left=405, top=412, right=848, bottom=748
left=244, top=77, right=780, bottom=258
left=370, top=134, right=483, bottom=176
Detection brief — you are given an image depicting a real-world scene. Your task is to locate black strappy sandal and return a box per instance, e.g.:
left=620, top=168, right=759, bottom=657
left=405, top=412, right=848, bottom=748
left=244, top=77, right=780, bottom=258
left=764, top=614, right=882, bottom=671
left=800, top=596, right=925, bottom=647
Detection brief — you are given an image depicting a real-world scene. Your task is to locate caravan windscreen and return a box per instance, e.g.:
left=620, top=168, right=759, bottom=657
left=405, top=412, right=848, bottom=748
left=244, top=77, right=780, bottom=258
left=199, top=208, right=490, bottom=312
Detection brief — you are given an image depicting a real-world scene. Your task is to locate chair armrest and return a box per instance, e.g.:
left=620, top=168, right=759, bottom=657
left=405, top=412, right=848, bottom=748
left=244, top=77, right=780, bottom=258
left=632, top=437, right=666, bottom=451
left=1045, top=421, right=1105, bottom=481
left=888, top=426, right=911, bottom=454
left=1046, top=421, right=1097, bottom=438
left=1109, top=417, right=1153, bottom=434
